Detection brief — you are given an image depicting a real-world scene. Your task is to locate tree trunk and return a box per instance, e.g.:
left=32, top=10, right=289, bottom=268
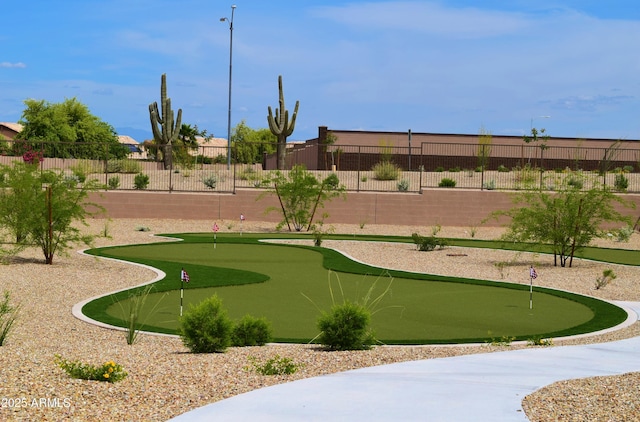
left=277, top=136, right=286, bottom=170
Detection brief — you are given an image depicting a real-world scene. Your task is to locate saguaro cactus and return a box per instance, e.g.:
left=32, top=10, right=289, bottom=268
left=267, top=75, right=299, bottom=170
left=149, top=73, right=182, bottom=170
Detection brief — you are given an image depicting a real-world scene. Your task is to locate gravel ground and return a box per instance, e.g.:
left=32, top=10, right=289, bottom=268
left=0, top=218, right=638, bottom=421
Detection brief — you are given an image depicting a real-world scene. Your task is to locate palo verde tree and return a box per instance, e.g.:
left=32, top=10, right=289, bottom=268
left=149, top=73, right=182, bottom=170
left=261, top=165, right=345, bottom=232
left=232, top=120, right=276, bottom=164
left=267, top=75, right=299, bottom=170
left=0, top=162, right=103, bottom=264
left=492, top=174, right=633, bottom=267
left=16, top=98, right=128, bottom=160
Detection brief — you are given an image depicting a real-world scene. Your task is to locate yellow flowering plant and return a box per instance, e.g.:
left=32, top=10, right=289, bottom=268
left=54, top=355, right=128, bottom=383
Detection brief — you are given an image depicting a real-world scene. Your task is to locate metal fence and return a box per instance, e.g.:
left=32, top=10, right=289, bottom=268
left=2, top=139, right=639, bottom=193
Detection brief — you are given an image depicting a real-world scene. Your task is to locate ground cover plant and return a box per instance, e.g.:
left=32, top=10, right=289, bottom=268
left=82, top=233, right=628, bottom=344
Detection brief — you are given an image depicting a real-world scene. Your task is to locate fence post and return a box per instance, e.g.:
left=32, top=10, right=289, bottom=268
left=480, top=144, right=485, bottom=191
left=355, top=146, right=360, bottom=192
left=539, top=146, right=545, bottom=190
left=168, top=144, right=173, bottom=192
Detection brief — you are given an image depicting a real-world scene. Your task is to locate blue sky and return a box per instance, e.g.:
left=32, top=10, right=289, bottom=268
left=2, top=1, right=639, bottom=142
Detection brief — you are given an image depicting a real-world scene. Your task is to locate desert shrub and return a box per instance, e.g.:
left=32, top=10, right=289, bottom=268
left=567, top=176, right=583, bottom=190
left=497, top=164, right=509, bottom=172
left=614, top=173, right=628, bottom=191
left=0, top=291, right=20, bottom=346
left=438, top=178, right=456, bottom=188
left=196, top=154, right=212, bottom=165
left=372, top=161, right=400, bottom=180
left=397, top=179, right=409, bottom=192
left=448, top=167, right=461, bottom=172
left=70, top=168, right=87, bottom=183
left=232, top=315, right=273, bottom=347
left=527, top=336, right=553, bottom=346
left=107, top=176, right=120, bottom=190
left=614, top=225, right=634, bottom=242
left=246, top=355, right=302, bottom=375
left=411, top=233, right=448, bottom=251
left=54, top=355, right=127, bottom=383
left=623, top=165, right=634, bottom=173
left=106, top=159, right=141, bottom=174
left=133, top=173, right=149, bottom=190
left=434, top=166, right=444, bottom=172
left=179, top=295, right=233, bottom=353
left=482, top=180, right=496, bottom=190
left=203, top=174, right=218, bottom=189
left=595, top=269, right=616, bottom=290
left=317, top=301, right=375, bottom=351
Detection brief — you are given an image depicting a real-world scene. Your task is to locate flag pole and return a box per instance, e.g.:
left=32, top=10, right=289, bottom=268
left=529, top=266, right=537, bottom=310
left=180, top=284, right=184, bottom=317
left=529, top=274, right=533, bottom=310
left=180, top=268, right=184, bottom=317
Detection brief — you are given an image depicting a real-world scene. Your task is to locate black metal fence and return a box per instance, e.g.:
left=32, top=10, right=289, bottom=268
left=1, top=139, right=639, bottom=193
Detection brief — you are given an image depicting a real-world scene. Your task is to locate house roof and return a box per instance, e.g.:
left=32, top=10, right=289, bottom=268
left=117, top=135, right=139, bottom=145
left=0, top=122, right=24, bottom=133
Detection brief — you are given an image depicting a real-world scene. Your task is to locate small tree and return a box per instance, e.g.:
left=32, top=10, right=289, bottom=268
left=492, top=176, right=633, bottom=267
left=0, top=162, right=103, bottom=264
left=261, top=165, right=345, bottom=231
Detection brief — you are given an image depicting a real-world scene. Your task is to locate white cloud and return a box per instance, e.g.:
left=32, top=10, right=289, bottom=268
left=311, top=1, right=531, bottom=38
left=0, top=62, right=26, bottom=68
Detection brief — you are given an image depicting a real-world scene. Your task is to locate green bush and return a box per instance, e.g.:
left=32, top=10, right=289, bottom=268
left=0, top=291, right=20, bottom=346
left=372, top=161, right=400, bottom=181
left=497, top=164, right=509, bottom=172
left=196, top=155, right=212, bottom=165
left=54, top=355, right=127, bottom=383
left=448, top=167, right=461, bottom=172
left=623, top=165, right=634, bottom=173
left=614, top=174, right=628, bottom=191
left=106, top=159, right=142, bottom=174
left=107, top=176, right=120, bottom=190
left=397, top=179, right=409, bottom=192
left=438, top=178, right=456, bottom=188
left=434, top=166, right=444, bottom=172
left=232, top=315, right=273, bottom=347
left=567, top=176, right=583, bottom=190
left=203, top=174, right=218, bottom=189
left=133, top=173, right=149, bottom=190
left=323, top=173, right=340, bottom=190
left=179, top=295, right=233, bottom=353
left=317, top=301, right=375, bottom=351
left=482, top=180, right=496, bottom=190
left=411, top=233, right=448, bottom=251
left=246, top=355, right=302, bottom=375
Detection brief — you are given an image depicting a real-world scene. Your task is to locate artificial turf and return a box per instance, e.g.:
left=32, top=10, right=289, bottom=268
left=82, top=233, right=630, bottom=344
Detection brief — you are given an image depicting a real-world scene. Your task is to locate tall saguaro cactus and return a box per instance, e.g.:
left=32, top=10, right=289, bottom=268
left=149, top=73, right=182, bottom=170
left=267, top=75, right=299, bottom=170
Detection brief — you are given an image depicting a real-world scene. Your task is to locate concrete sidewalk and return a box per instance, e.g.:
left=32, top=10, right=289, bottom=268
left=170, top=301, right=640, bottom=422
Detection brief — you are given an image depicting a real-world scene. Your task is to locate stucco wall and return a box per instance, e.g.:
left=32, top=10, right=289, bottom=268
left=88, top=189, right=640, bottom=228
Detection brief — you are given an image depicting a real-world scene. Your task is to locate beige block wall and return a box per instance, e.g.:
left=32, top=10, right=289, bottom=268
left=89, top=189, right=639, bottom=227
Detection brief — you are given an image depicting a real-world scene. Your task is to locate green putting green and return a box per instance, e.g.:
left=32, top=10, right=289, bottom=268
left=83, top=233, right=628, bottom=344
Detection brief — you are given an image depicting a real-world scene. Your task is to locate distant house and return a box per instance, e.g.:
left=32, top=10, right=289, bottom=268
left=0, top=122, right=24, bottom=140
left=117, top=135, right=147, bottom=159
left=194, top=137, right=228, bottom=160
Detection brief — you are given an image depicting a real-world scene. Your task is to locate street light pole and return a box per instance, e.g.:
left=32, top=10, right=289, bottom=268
left=221, top=5, right=236, bottom=170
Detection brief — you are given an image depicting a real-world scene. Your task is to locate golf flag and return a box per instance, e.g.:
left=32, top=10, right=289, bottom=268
left=530, top=266, right=538, bottom=279
left=181, top=269, right=190, bottom=283
left=213, top=222, right=219, bottom=232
